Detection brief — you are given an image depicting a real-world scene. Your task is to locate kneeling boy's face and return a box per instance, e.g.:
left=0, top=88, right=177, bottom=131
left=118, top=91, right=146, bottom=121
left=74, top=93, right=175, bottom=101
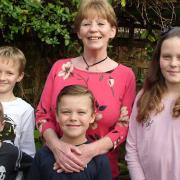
left=56, top=95, right=95, bottom=145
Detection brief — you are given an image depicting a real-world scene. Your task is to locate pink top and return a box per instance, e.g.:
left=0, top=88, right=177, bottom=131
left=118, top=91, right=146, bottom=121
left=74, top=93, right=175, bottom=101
left=126, top=92, right=180, bottom=180
left=36, top=58, right=136, bottom=177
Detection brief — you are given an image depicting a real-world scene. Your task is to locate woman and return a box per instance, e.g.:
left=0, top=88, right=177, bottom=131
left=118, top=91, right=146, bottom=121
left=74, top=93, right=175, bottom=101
left=125, top=27, right=180, bottom=180
left=36, top=0, right=136, bottom=179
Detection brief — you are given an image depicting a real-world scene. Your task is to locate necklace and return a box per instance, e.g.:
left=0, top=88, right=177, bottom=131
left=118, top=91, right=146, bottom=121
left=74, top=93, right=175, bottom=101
left=82, top=55, right=108, bottom=70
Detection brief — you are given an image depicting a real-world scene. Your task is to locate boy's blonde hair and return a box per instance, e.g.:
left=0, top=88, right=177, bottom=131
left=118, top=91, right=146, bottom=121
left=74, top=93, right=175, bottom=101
left=74, top=0, right=118, bottom=33
left=56, top=85, right=96, bottom=115
left=0, top=46, right=26, bottom=74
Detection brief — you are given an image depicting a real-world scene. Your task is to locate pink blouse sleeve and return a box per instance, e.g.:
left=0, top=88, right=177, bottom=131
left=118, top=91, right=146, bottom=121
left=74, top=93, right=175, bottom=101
left=107, top=70, right=136, bottom=149
left=125, top=92, right=146, bottom=180
left=36, top=62, right=58, bottom=134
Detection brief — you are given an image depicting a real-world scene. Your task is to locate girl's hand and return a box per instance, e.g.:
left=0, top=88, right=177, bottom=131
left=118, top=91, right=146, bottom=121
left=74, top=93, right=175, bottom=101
left=52, top=140, right=85, bottom=173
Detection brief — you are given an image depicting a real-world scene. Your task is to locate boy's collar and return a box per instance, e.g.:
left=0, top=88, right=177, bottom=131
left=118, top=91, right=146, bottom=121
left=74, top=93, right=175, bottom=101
left=76, top=141, right=89, bottom=146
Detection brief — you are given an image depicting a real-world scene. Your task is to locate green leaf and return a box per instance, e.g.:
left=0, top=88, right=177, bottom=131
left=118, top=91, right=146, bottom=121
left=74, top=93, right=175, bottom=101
left=121, top=0, right=126, bottom=7
left=34, top=129, right=40, bottom=139
left=147, top=34, right=156, bottom=42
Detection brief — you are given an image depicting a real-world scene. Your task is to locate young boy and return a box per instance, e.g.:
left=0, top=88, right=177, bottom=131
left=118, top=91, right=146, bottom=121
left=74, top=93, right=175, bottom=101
left=0, top=102, right=33, bottom=180
left=0, top=46, right=36, bottom=180
left=28, top=85, right=112, bottom=180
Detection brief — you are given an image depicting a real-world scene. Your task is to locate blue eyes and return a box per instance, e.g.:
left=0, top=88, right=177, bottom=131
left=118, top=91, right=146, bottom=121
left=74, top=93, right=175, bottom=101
left=61, top=111, right=86, bottom=115
left=98, top=23, right=104, bottom=26
left=7, top=72, right=14, bottom=75
left=82, top=23, right=90, bottom=26
left=82, top=23, right=105, bottom=26
left=163, top=56, right=171, bottom=60
left=0, top=71, right=14, bottom=75
left=79, top=112, right=86, bottom=114
left=62, top=111, right=70, bottom=114
left=161, top=55, right=180, bottom=61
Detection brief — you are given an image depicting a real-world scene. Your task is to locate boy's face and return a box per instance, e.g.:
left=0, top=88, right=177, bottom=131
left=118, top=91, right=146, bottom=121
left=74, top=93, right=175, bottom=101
left=56, top=95, right=95, bottom=145
left=0, top=59, right=24, bottom=97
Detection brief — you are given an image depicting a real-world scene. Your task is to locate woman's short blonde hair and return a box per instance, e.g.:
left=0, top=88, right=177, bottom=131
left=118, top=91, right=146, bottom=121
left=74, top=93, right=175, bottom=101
left=74, top=0, right=118, bottom=33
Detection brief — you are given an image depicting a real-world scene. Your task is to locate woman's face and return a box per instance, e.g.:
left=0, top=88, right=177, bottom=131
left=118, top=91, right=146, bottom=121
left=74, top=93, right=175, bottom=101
left=160, top=37, right=180, bottom=87
left=77, top=15, right=116, bottom=52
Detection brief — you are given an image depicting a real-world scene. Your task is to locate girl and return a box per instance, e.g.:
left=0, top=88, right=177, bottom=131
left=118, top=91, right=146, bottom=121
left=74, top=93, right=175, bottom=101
left=126, top=27, right=180, bottom=180
left=0, top=46, right=36, bottom=179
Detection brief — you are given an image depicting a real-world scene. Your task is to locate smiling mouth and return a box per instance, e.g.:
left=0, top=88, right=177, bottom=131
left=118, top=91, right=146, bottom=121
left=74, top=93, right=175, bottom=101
left=168, top=71, right=179, bottom=74
left=88, top=37, right=102, bottom=40
left=66, top=125, right=81, bottom=127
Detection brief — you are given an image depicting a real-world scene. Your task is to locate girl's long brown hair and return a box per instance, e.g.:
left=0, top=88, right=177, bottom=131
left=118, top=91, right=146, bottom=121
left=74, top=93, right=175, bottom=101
left=137, top=27, right=180, bottom=122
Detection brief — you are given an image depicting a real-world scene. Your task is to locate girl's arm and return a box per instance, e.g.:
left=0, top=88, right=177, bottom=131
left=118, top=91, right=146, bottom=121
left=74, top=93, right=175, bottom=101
left=125, top=94, right=146, bottom=180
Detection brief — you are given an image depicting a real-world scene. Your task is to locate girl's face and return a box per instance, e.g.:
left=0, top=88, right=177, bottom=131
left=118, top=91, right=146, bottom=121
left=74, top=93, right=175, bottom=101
left=77, top=15, right=116, bottom=52
left=56, top=95, right=95, bottom=145
left=0, top=59, right=24, bottom=98
left=160, top=37, right=180, bottom=87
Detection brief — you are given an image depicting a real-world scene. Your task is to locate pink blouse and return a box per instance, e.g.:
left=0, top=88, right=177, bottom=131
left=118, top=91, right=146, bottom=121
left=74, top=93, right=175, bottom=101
left=36, top=59, right=136, bottom=177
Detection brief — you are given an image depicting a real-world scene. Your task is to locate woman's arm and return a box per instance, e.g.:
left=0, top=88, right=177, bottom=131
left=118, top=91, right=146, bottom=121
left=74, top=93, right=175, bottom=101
left=108, top=69, right=136, bottom=149
left=78, top=70, right=136, bottom=166
left=36, top=61, right=84, bottom=172
left=79, top=136, right=113, bottom=161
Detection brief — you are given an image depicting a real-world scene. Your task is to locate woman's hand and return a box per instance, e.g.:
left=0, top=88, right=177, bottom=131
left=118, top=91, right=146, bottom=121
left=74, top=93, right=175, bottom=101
left=52, top=140, right=85, bottom=173
left=78, top=143, right=95, bottom=167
